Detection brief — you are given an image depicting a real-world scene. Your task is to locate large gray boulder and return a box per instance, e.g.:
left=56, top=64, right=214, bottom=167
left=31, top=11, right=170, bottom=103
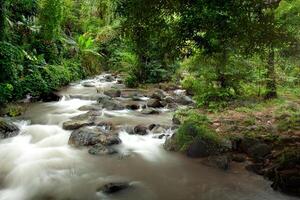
left=0, top=118, right=20, bottom=139
left=68, top=127, right=121, bottom=147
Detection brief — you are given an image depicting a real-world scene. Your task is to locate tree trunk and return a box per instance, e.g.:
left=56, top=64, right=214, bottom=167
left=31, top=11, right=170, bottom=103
left=216, top=51, right=227, bottom=89
left=265, top=47, right=277, bottom=99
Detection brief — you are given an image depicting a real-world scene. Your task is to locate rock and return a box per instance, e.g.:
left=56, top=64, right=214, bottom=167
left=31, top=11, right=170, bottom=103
left=175, top=95, right=194, bottom=105
left=207, top=155, right=231, bottom=170
left=147, top=98, right=163, bottom=108
left=97, top=94, right=112, bottom=103
left=98, top=98, right=125, bottom=110
left=271, top=169, right=300, bottom=194
left=245, top=163, right=264, bottom=175
left=104, top=89, right=121, bottom=98
left=63, top=120, right=94, bottom=130
left=68, top=127, right=121, bottom=147
left=232, top=154, right=246, bottom=162
left=133, top=125, right=148, bottom=135
left=187, top=137, right=225, bottom=158
left=239, top=137, right=261, bottom=153
left=116, top=79, right=123, bottom=84
left=141, top=108, right=160, bottom=115
left=158, top=134, right=166, bottom=139
left=0, top=118, right=20, bottom=139
left=88, top=144, right=117, bottom=156
left=164, top=96, right=175, bottom=103
left=98, top=182, right=130, bottom=194
left=70, top=94, right=101, bottom=101
left=151, top=89, right=167, bottom=100
left=78, top=104, right=102, bottom=111
left=40, top=92, right=61, bottom=102
left=71, top=111, right=101, bottom=121
left=104, top=74, right=115, bottom=82
left=248, top=143, right=271, bottom=160
left=95, top=121, right=115, bottom=131
left=82, top=82, right=95, bottom=87
left=164, top=134, right=178, bottom=151
left=148, top=124, right=157, bottom=131
left=150, top=125, right=165, bottom=134
left=172, top=115, right=181, bottom=125
left=125, top=103, right=140, bottom=110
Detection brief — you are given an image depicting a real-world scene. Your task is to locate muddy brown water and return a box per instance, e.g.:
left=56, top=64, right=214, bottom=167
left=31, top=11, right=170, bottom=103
left=0, top=74, right=297, bottom=200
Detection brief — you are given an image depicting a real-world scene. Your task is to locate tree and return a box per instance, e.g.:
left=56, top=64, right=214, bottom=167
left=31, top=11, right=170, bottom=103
left=0, top=0, right=6, bottom=41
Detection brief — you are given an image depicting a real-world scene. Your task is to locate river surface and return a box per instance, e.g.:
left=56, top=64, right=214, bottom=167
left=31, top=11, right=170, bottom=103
left=0, top=74, right=298, bottom=200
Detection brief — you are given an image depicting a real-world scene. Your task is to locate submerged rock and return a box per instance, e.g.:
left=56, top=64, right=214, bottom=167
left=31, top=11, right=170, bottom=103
left=0, top=118, right=20, bottom=139
left=98, top=182, right=130, bottom=194
left=141, top=108, right=160, bottom=115
left=88, top=144, right=117, bottom=155
left=207, top=155, right=231, bottom=170
left=78, top=104, right=102, bottom=111
left=82, top=82, right=95, bottom=87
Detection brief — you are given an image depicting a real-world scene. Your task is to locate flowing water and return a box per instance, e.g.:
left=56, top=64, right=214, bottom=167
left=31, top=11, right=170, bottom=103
left=0, top=75, right=298, bottom=200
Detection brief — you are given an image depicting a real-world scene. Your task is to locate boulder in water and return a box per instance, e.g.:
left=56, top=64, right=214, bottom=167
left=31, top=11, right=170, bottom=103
left=88, top=144, right=117, bottom=155
left=141, top=108, right=160, bottom=115
left=40, top=92, right=61, bottom=102
left=175, top=95, right=194, bottom=105
left=68, top=127, right=121, bottom=147
left=63, top=120, right=93, bottom=130
left=0, top=118, right=20, bottom=139
left=147, top=98, right=163, bottom=108
left=82, top=82, right=95, bottom=87
left=104, top=74, right=115, bottom=82
left=78, top=104, right=102, bottom=111
left=98, top=182, right=130, bottom=194
left=125, top=103, right=140, bottom=110
left=150, top=89, right=167, bottom=100
left=104, top=89, right=121, bottom=98
left=206, top=155, right=231, bottom=170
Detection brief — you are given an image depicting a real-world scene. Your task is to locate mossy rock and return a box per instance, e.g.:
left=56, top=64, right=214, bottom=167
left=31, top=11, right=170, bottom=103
left=0, top=118, right=20, bottom=139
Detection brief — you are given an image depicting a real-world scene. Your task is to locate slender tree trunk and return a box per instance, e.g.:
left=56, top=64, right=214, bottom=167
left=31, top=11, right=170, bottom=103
left=0, top=0, right=6, bottom=41
left=216, top=51, right=227, bottom=89
left=265, top=46, right=277, bottom=99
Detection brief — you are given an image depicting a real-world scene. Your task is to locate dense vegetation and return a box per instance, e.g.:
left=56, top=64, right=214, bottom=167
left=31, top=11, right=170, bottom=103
left=0, top=0, right=299, bottom=108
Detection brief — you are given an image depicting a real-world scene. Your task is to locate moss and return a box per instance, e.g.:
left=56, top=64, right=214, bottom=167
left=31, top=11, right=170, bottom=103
left=174, top=108, right=209, bottom=125
left=5, top=104, right=25, bottom=117
left=176, top=120, right=220, bottom=152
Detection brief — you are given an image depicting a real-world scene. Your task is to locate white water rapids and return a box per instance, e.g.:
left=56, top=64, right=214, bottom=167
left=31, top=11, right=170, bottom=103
left=0, top=75, right=297, bottom=200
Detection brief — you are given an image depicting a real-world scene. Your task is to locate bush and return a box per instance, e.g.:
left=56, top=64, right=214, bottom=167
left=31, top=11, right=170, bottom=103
left=0, top=84, right=14, bottom=105
left=0, top=42, right=23, bottom=83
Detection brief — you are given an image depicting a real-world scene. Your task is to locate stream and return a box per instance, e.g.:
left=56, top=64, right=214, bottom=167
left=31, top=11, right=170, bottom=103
left=0, top=74, right=297, bottom=200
